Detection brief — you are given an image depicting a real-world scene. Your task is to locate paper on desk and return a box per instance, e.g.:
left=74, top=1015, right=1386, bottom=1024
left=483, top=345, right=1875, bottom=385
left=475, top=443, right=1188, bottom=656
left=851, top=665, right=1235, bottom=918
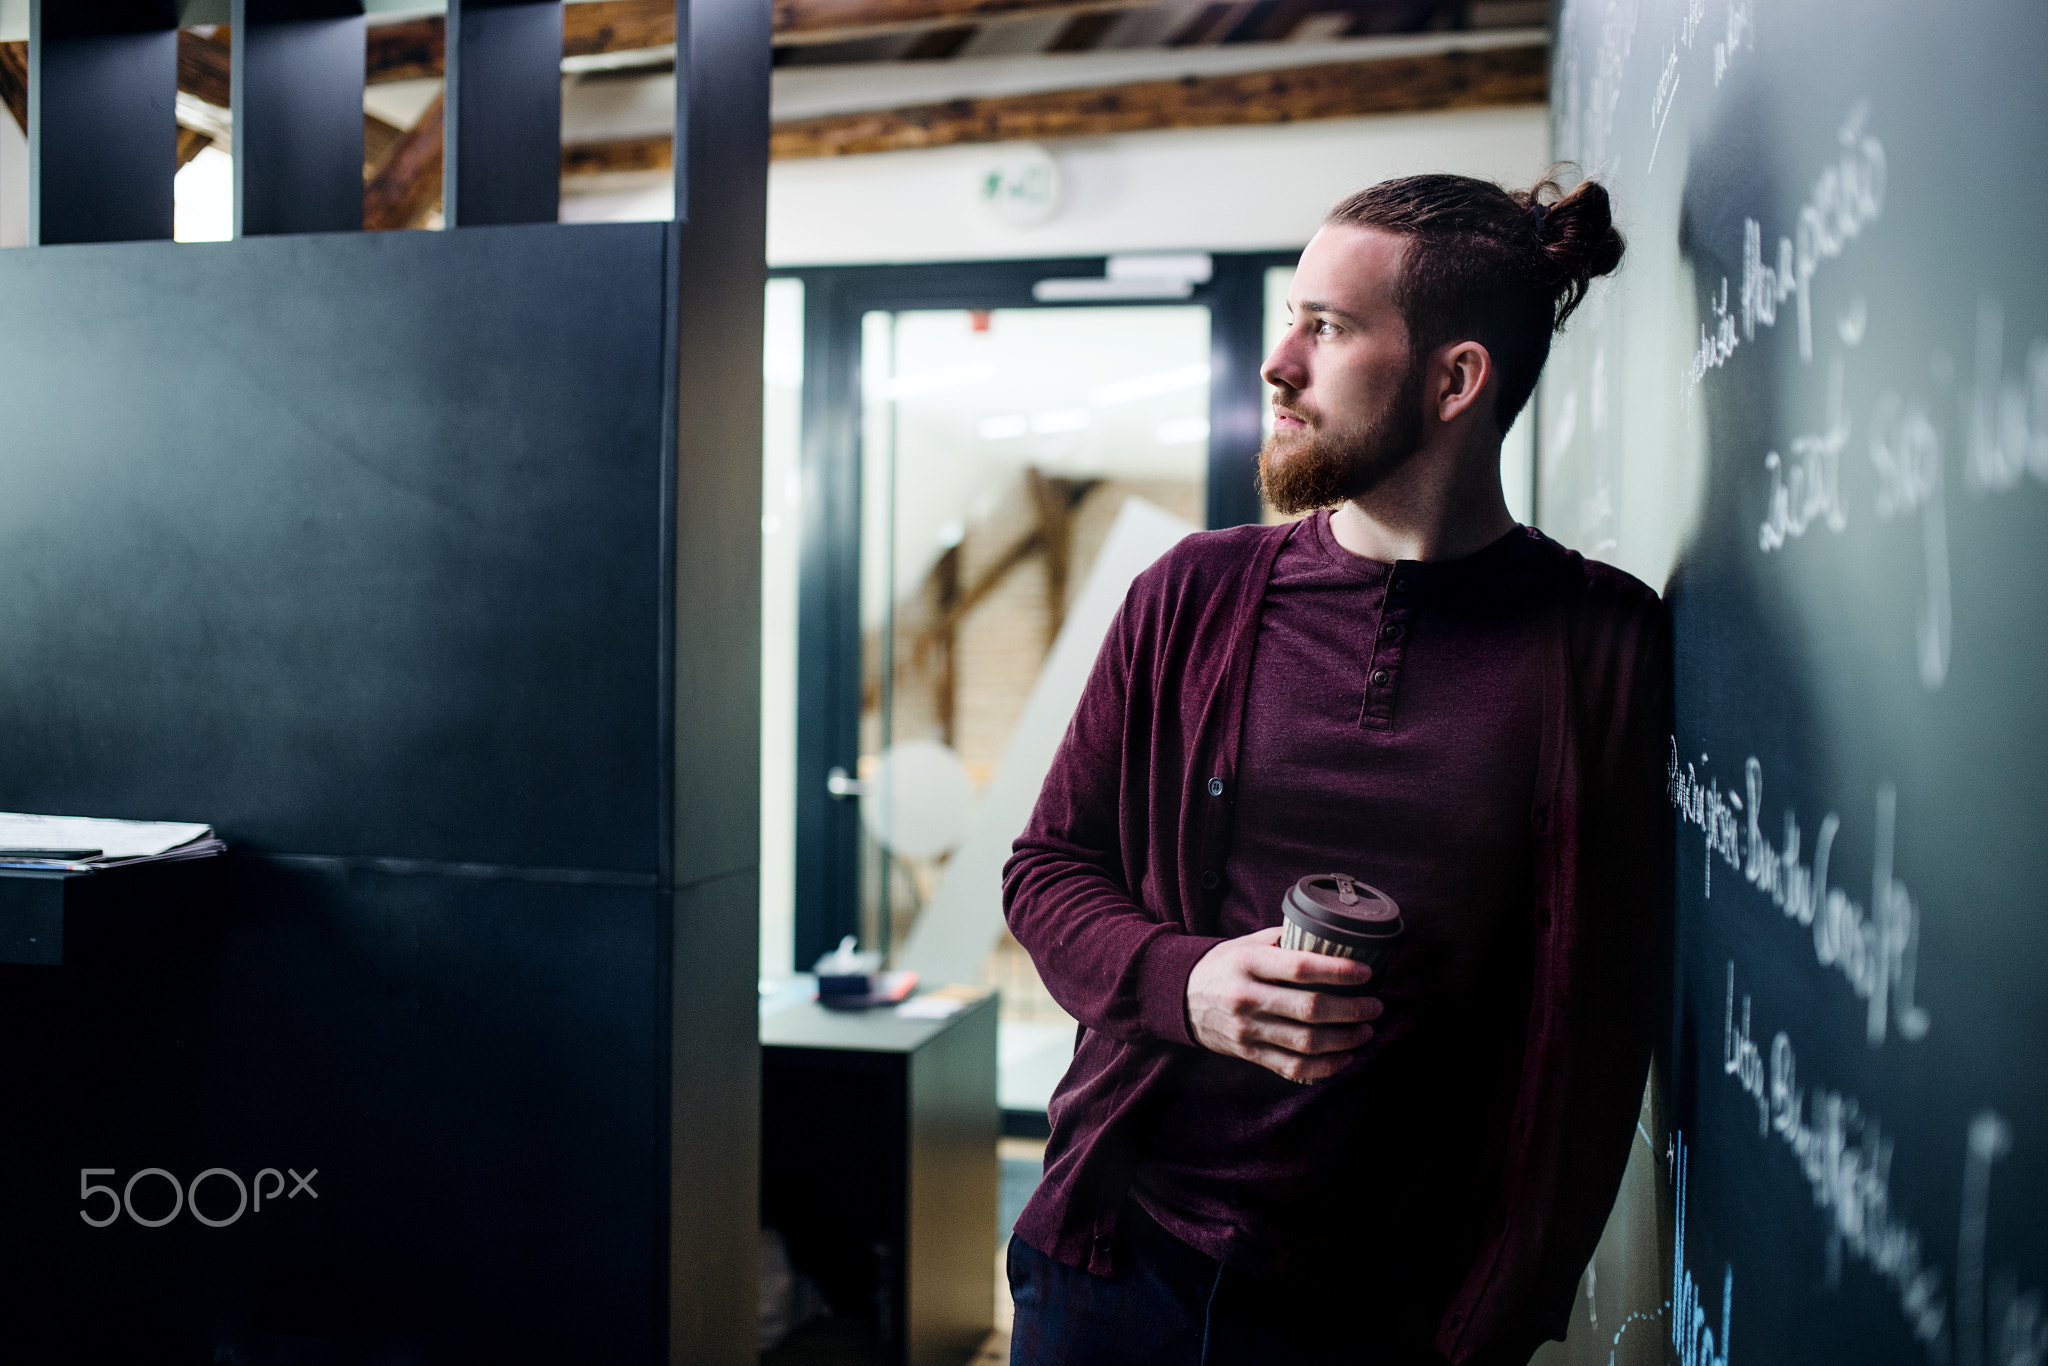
left=895, top=996, right=966, bottom=1020
left=0, top=812, right=215, bottom=860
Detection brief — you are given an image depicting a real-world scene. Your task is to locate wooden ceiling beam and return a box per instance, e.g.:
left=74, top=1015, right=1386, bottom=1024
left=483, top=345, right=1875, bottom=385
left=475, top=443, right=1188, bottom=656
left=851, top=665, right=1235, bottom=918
left=557, top=41, right=1546, bottom=171
left=561, top=134, right=674, bottom=179
left=363, top=92, right=445, bottom=230
left=769, top=41, right=1546, bottom=157
left=364, top=0, right=1158, bottom=78
left=0, top=41, right=24, bottom=136
left=178, top=28, right=233, bottom=108
left=562, top=0, right=676, bottom=57
left=177, top=127, right=214, bottom=169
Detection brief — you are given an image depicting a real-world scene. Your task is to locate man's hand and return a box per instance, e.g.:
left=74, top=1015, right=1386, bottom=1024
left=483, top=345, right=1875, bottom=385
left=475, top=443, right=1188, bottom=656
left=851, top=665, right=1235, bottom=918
left=1185, top=927, right=1382, bottom=1084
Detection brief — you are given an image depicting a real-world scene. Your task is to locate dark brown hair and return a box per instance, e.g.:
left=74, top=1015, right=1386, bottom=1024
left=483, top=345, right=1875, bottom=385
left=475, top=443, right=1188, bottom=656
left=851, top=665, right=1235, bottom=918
left=1323, top=170, right=1624, bottom=432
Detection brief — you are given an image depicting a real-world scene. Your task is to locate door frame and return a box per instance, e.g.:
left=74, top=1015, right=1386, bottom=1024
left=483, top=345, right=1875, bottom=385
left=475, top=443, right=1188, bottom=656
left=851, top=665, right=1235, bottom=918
left=775, top=251, right=1298, bottom=972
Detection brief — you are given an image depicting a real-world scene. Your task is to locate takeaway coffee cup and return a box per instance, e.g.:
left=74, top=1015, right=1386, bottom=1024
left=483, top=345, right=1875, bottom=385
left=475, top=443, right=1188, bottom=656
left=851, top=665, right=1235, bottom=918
left=1278, top=873, right=1402, bottom=995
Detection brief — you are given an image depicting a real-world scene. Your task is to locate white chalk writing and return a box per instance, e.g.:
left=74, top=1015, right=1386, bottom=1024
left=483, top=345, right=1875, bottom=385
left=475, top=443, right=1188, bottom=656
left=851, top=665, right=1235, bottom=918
left=1689, top=277, right=1740, bottom=387
left=1741, top=216, right=1796, bottom=344
left=1760, top=356, right=1850, bottom=550
left=1956, top=1115, right=2048, bottom=1366
left=1712, top=0, right=1753, bottom=86
left=1967, top=300, right=2048, bottom=493
left=1671, top=1131, right=1734, bottom=1366
left=1670, top=746, right=1931, bottom=1045
left=1681, top=0, right=1707, bottom=48
left=1691, top=106, right=1885, bottom=389
left=1667, top=744, right=1741, bottom=896
left=1870, top=386, right=1953, bottom=690
left=1650, top=42, right=1681, bottom=173
left=1722, top=972, right=1950, bottom=1350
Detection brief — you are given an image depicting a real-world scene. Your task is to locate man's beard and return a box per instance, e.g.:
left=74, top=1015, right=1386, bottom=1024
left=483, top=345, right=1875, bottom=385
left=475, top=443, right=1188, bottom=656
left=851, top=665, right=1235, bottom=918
left=1255, top=352, right=1427, bottom=516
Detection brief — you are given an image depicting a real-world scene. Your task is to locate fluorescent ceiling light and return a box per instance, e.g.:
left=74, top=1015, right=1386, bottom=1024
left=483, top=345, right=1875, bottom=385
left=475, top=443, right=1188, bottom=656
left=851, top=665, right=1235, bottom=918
left=1156, top=418, right=1211, bottom=445
left=1032, top=278, right=1193, bottom=302
left=1092, top=363, right=1210, bottom=407
left=1108, top=253, right=1212, bottom=284
left=1030, top=409, right=1090, bottom=434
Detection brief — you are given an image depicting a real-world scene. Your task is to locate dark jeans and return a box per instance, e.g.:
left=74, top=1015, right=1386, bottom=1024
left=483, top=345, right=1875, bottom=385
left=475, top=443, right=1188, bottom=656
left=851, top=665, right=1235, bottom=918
left=1007, top=1200, right=1438, bottom=1366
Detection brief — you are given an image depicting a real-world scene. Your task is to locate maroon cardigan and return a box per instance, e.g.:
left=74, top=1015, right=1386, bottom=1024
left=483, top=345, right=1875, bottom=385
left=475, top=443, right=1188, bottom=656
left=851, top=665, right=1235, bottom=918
left=1002, top=520, right=1672, bottom=1366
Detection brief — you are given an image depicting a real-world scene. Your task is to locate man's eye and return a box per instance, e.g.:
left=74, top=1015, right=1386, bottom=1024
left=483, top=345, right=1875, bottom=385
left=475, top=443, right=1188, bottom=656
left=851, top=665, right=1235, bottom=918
left=1314, top=320, right=1338, bottom=337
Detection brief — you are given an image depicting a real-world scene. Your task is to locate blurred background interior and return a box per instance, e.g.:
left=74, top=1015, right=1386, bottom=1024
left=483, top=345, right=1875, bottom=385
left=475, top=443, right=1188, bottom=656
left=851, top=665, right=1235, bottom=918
left=0, top=2, right=1548, bottom=1359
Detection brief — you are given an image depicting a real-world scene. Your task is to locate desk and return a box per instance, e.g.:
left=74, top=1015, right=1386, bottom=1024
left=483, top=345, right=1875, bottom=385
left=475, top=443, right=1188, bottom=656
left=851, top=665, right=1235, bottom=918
left=762, top=988, right=999, bottom=1366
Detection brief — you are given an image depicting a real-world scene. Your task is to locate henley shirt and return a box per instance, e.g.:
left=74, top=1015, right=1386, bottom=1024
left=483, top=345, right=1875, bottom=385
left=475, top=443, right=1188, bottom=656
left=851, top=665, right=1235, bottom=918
left=1002, top=517, right=1671, bottom=1366
left=1130, top=513, right=1544, bottom=1309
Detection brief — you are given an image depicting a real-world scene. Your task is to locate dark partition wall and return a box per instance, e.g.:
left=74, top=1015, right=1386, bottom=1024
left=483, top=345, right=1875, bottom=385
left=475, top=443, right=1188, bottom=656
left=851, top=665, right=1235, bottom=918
left=1540, top=4, right=2048, bottom=1365
left=0, top=3, right=764, bottom=1362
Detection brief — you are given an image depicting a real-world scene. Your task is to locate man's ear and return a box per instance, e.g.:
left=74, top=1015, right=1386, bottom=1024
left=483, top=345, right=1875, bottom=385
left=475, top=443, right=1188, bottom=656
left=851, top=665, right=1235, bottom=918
left=1432, top=341, right=1494, bottom=424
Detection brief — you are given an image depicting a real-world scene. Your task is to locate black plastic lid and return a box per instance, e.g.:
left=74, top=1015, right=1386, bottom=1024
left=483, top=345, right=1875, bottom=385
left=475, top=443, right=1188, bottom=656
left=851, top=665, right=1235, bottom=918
left=1281, top=873, right=1402, bottom=947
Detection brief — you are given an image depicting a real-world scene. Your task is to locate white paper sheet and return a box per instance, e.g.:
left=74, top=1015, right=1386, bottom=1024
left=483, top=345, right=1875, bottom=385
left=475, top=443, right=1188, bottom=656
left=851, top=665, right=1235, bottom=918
left=0, top=812, right=214, bottom=860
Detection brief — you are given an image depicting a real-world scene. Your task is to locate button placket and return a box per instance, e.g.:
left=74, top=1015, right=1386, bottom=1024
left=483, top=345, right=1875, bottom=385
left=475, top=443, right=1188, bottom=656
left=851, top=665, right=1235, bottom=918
left=1358, top=566, right=1416, bottom=729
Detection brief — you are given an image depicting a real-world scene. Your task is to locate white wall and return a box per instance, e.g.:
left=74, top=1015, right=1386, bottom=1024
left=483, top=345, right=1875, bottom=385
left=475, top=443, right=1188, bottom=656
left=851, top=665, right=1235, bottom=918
left=0, top=102, right=26, bottom=248
left=567, top=105, right=1550, bottom=266
left=760, top=279, right=805, bottom=978
left=766, top=105, right=1549, bottom=266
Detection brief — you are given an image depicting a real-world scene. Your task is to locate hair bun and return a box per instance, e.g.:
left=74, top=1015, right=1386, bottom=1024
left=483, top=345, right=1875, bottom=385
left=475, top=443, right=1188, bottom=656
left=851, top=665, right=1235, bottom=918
left=1525, top=175, right=1625, bottom=327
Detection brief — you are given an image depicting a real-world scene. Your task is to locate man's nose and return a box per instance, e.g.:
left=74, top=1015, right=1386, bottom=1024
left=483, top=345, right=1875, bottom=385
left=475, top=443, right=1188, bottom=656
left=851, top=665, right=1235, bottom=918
left=1261, top=331, right=1308, bottom=394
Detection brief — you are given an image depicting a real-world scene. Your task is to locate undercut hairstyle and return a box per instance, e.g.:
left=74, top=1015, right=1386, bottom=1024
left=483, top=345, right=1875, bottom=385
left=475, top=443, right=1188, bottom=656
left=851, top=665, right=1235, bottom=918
left=1324, top=170, right=1625, bottom=432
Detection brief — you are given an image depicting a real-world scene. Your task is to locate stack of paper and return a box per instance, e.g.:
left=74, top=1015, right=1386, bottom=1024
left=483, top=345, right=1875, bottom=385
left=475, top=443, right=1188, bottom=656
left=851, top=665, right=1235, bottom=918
left=0, top=812, right=225, bottom=873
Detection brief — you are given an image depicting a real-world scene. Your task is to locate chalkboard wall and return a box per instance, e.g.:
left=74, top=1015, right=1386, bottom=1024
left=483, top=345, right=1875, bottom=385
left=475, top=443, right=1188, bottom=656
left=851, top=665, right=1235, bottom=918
left=1540, top=2, right=2048, bottom=1363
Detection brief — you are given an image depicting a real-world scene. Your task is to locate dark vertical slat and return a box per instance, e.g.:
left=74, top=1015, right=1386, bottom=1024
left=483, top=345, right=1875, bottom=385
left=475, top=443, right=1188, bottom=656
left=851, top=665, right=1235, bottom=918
left=231, top=0, right=366, bottom=238
left=794, top=270, right=867, bottom=973
left=1204, top=253, right=1269, bottom=528
left=444, top=0, right=562, bottom=227
left=668, top=0, right=771, bottom=1353
left=28, top=0, right=177, bottom=246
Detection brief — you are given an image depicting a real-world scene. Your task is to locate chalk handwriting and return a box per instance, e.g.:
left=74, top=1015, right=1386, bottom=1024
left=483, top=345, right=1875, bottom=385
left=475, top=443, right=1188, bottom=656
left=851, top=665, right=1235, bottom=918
left=1608, top=1308, right=1664, bottom=1366
left=1724, top=961, right=1768, bottom=1132
left=1721, top=971, right=1949, bottom=1351
left=1681, top=0, right=1707, bottom=48
left=1870, top=386, right=1953, bottom=689
left=1741, top=216, right=1797, bottom=344
left=1667, top=745, right=1741, bottom=896
left=1839, top=298, right=1868, bottom=348
left=1722, top=971, right=2047, bottom=1365
left=1956, top=1115, right=2048, bottom=1366
left=1689, top=277, right=1739, bottom=387
left=1671, top=1131, right=1733, bottom=1366
left=1958, top=1114, right=2012, bottom=1366
left=1793, top=105, right=1887, bottom=359
left=1650, top=42, right=1681, bottom=173
left=1559, top=0, right=1639, bottom=169
left=1670, top=746, right=1931, bottom=1045
left=1760, top=356, right=1850, bottom=550
left=1586, top=0, right=1640, bottom=170
left=1967, top=300, right=2048, bottom=492
left=1712, top=0, right=1753, bottom=86
left=1692, top=106, right=1885, bottom=389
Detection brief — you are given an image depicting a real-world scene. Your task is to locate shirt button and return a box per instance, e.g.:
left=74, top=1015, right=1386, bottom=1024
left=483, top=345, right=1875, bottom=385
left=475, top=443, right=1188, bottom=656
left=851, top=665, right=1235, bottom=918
left=1207, top=777, right=1224, bottom=797
left=1381, top=622, right=1401, bottom=639
left=1371, top=669, right=1389, bottom=686
left=1200, top=870, right=1220, bottom=890
left=1093, top=1233, right=1113, bottom=1252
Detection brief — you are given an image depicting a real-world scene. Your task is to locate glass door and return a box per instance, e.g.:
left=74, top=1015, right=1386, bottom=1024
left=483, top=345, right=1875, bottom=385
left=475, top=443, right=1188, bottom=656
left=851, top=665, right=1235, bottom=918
left=859, top=303, right=1211, bottom=1112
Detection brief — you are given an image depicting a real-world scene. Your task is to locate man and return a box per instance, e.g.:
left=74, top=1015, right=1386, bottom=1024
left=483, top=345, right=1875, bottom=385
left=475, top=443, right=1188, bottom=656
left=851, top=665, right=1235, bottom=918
left=1002, top=173, right=1671, bottom=1366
